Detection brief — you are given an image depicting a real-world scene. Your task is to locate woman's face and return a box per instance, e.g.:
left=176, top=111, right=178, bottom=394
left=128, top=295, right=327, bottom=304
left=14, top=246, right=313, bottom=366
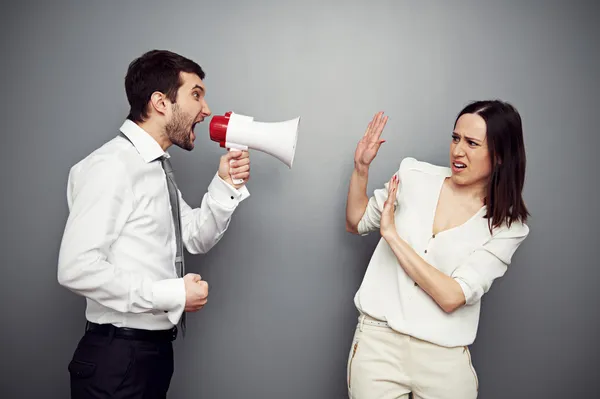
left=449, top=113, right=492, bottom=189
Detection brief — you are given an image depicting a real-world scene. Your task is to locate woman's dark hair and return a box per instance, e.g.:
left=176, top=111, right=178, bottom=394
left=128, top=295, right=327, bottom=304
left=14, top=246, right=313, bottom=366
left=455, top=100, right=530, bottom=232
left=125, top=49, right=205, bottom=122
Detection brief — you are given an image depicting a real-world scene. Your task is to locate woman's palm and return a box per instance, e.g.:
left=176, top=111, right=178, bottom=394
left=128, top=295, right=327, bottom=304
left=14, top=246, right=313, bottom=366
left=355, top=112, right=388, bottom=167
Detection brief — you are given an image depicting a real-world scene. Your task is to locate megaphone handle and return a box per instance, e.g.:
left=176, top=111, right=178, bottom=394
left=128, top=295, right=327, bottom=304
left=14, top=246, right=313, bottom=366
left=228, top=148, right=245, bottom=185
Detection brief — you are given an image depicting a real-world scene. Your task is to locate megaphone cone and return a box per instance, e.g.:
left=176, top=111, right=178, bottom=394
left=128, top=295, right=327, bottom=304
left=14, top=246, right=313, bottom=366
left=209, top=111, right=300, bottom=170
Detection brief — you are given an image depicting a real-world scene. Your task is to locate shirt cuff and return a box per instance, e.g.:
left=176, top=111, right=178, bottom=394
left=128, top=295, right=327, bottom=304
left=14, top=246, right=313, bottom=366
left=357, top=218, right=370, bottom=236
left=454, top=278, right=476, bottom=306
left=208, top=173, right=250, bottom=206
left=152, top=278, right=186, bottom=325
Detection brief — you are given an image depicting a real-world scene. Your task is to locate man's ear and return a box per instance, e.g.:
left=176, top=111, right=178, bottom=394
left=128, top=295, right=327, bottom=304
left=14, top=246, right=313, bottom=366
left=149, top=91, right=169, bottom=116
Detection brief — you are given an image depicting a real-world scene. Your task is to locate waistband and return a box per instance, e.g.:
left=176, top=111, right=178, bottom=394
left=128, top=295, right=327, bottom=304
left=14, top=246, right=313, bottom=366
left=85, top=321, right=177, bottom=342
left=358, top=313, right=390, bottom=330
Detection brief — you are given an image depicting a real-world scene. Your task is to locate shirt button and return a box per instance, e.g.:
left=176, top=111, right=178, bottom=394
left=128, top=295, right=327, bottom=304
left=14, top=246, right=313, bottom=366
left=424, top=249, right=428, bottom=254
left=414, top=282, right=418, bottom=287
left=230, top=196, right=234, bottom=200
left=432, top=234, right=435, bottom=238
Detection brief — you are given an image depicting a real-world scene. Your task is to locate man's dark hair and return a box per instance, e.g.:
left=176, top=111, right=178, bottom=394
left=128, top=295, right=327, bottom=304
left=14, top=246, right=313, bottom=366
left=125, top=50, right=205, bottom=122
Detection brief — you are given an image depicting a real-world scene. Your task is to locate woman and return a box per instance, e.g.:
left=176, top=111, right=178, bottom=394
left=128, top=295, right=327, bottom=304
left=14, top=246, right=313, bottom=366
left=345, top=100, right=530, bottom=399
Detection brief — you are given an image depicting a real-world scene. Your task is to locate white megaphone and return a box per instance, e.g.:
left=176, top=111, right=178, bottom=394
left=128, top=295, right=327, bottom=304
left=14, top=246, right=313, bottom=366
left=209, top=111, right=300, bottom=184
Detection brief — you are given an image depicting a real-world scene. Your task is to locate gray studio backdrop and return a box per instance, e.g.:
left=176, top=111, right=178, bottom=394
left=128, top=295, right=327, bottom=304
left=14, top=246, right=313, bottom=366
left=1, top=1, right=598, bottom=398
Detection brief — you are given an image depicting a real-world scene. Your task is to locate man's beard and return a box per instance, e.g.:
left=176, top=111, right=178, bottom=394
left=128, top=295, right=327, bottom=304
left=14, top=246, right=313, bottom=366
left=165, top=104, right=195, bottom=151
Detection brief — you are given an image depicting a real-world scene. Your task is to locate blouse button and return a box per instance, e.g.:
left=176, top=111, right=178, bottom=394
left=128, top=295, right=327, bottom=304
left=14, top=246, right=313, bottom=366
left=432, top=234, right=435, bottom=238
left=414, top=282, right=418, bottom=287
left=424, top=249, right=428, bottom=254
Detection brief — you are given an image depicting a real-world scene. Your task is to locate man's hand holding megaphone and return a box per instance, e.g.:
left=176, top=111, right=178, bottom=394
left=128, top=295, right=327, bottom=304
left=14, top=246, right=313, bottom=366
left=218, top=149, right=250, bottom=189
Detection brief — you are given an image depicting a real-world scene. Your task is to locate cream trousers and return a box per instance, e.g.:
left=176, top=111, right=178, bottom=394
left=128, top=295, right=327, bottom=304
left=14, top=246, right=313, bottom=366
left=347, top=314, right=479, bottom=399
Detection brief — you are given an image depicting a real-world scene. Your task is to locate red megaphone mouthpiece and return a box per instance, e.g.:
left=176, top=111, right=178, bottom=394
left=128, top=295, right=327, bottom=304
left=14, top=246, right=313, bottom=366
left=209, top=111, right=233, bottom=148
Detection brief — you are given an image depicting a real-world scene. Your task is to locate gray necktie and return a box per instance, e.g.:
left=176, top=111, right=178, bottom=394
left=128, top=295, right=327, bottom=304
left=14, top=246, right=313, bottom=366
left=161, top=156, right=186, bottom=334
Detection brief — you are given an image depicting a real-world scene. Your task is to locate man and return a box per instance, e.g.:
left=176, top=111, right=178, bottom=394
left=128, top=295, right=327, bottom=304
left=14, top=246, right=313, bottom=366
left=57, top=49, right=250, bottom=398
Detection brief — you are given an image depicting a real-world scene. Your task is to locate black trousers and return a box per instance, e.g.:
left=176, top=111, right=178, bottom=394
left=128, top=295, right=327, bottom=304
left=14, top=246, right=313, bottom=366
left=68, top=325, right=175, bottom=399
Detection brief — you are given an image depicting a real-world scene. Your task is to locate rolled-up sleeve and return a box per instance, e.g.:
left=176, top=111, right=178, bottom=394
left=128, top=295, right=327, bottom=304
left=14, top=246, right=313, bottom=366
left=451, top=222, right=530, bottom=305
left=357, top=183, right=389, bottom=235
left=357, top=157, right=415, bottom=235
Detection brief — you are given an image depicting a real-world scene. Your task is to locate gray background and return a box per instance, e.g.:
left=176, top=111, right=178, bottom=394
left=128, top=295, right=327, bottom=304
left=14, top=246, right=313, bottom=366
left=1, top=0, right=598, bottom=398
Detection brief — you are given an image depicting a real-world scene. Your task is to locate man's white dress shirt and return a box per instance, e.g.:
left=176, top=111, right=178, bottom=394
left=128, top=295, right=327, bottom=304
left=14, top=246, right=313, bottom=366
left=355, top=157, right=529, bottom=347
left=58, top=120, right=249, bottom=330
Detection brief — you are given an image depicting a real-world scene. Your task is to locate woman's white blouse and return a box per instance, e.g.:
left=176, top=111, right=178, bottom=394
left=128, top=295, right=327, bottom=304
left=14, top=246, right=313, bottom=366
left=355, top=157, right=529, bottom=347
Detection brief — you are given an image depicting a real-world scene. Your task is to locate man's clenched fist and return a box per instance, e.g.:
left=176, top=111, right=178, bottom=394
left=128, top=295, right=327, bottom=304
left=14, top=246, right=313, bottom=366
left=183, top=273, right=208, bottom=312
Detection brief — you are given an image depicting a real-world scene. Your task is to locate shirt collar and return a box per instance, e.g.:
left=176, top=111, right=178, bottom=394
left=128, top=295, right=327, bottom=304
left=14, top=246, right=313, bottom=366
left=119, top=119, right=170, bottom=163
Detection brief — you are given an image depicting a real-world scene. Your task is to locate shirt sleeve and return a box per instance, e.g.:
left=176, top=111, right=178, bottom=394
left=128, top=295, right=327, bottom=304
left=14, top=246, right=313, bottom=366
left=451, top=222, right=530, bottom=305
left=180, top=173, right=250, bottom=254
left=357, top=157, right=414, bottom=235
left=57, top=157, right=186, bottom=324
